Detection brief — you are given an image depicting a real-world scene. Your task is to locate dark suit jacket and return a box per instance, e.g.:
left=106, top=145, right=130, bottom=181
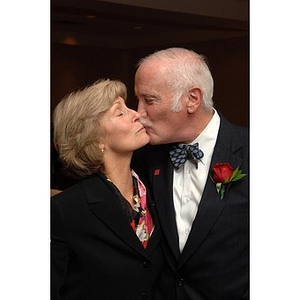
left=51, top=173, right=164, bottom=300
left=132, top=114, right=249, bottom=300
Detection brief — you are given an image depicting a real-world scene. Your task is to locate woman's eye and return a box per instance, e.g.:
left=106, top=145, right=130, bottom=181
left=118, top=110, right=125, bottom=116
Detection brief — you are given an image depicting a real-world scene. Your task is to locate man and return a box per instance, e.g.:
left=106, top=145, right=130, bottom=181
left=133, top=48, right=249, bottom=300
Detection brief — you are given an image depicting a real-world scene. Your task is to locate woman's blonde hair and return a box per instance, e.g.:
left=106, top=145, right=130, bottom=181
left=53, top=79, right=127, bottom=178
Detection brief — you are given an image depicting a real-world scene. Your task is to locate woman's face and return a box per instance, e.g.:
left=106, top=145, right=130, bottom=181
left=100, top=97, right=149, bottom=154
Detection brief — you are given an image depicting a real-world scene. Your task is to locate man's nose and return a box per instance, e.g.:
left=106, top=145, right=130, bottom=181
left=137, top=101, right=147, bottom=118
left=132, top=109, right=142, bottom=122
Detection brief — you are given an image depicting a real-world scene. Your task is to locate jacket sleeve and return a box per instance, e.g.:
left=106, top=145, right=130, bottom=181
left=51, top=197, right=70, bottom=300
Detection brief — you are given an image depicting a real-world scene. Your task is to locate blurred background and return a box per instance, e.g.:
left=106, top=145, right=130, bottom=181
left=51, top=0, right=249, bottom=190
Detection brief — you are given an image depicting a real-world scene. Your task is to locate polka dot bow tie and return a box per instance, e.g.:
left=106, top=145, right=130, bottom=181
left=169, top=142, right=204, bottom=169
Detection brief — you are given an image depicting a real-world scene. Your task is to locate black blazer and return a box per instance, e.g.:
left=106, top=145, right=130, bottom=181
left=133, top=114, right=249, bottom=300
left=51, top=173, right=164, bottom=300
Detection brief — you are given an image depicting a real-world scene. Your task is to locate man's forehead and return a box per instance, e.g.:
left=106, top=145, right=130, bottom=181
left=137, top=57, right=168, bottom=75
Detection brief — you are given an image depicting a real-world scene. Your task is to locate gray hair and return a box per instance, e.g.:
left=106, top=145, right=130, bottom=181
left=137, top=47, right=214, bottom=112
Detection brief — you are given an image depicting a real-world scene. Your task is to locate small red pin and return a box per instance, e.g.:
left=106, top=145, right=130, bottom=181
left=154, top=169, right=160, bottom=175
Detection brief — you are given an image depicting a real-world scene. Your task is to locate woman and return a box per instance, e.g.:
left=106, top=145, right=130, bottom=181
left=51, top=79, right=164, bottom=300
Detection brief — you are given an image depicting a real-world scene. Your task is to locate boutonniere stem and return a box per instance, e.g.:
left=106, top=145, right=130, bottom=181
left=211, top=163, right=246, bottom=199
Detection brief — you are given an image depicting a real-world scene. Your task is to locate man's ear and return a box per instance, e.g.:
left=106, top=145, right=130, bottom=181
left=187, top=87, right=202, bottom=113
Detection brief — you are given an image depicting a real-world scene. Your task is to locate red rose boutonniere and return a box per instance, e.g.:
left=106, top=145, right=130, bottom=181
left=211, top=163, right=246, bottom=199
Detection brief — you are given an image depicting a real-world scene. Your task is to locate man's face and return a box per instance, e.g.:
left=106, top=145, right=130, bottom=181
left=134, top=63, right=186, bottom=145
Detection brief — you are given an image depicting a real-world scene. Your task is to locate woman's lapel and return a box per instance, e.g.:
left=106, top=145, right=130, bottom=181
left=82, top=174, right=159, bottom=258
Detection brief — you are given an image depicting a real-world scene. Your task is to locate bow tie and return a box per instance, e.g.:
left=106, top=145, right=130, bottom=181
left=169, top=142, right=204, bottom=169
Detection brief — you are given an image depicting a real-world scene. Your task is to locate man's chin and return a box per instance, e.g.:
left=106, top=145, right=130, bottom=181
left=149, top=135, right=163, bottom=146
left=145, top=130, right=162, bottom=145
left=148, top=135, right=158, bottom=145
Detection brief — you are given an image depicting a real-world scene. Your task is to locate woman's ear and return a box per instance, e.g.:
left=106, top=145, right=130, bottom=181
left=187, top=87, right=202, bottom=113
left=98, top=142, right=105, bottom=153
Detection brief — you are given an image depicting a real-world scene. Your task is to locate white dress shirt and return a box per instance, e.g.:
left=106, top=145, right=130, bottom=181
left=173, top=109, right=220, bottom=252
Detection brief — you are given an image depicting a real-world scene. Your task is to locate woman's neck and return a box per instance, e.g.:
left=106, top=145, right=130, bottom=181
left=103, top=154, right=134, bottom=206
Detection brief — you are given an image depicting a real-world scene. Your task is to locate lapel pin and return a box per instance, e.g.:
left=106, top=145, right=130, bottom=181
left=154, top=169, right=160, bottom=176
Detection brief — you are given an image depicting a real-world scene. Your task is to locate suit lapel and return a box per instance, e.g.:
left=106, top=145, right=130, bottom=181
left=179, top=116, right=246, bottom=267
left=150, top=148, right=181, bottom=260
left=82, top=174, right=159, bottom=258
left=145, top=197, right=162, bottom=254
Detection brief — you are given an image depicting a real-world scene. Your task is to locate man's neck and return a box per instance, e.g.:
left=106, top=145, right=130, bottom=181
left=180, top=109, right=214, bottom=144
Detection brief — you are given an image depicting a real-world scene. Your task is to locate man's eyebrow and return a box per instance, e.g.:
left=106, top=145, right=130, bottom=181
left=141, top=93, right=159, bottom=99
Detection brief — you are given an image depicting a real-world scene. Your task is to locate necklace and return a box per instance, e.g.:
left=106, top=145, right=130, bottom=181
left=132, top=193, right=141, bottom=212
left=106, top=176, right=135, bottom=207
left=101, top=170, right=152, bottom=248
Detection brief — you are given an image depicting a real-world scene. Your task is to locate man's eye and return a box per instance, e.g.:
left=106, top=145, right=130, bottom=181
left=145, top=98, right=155, bottom=104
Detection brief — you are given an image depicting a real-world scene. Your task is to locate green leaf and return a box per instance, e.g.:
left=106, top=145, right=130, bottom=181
left=229, top=167, right=246, bottom=182
left=224, top=177, right=230, bottom=184
left=231, top=173, right=247, bottom=182
left=230, top=167, right=240, bottom=180
left=220, top=185, right=226, bottom=199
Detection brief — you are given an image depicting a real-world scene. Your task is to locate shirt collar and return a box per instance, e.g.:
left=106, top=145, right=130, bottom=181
left=190, top=108, right=220, bottom=165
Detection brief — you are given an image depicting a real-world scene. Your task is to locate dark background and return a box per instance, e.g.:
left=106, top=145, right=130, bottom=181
left=51, top=0, right=249, bottom=190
